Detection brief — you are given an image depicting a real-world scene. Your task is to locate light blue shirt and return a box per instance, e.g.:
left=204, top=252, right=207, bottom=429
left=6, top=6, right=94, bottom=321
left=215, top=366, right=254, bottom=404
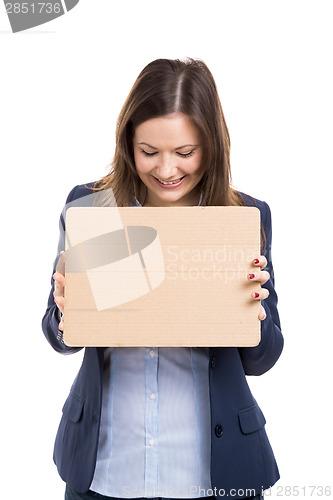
left=90, top=189, right=212, bottom=498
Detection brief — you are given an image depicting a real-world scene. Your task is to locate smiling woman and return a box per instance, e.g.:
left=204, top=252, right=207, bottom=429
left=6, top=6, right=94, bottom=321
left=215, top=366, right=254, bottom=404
left=44, top=57, right=283, bottom=500
left=89, top=59, right=258, bottom=209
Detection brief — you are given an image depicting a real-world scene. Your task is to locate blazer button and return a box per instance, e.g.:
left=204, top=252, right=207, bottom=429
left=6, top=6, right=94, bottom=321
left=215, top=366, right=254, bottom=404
left=215, top=424, right=223, bottom=437
left=210, top=356, right=216, bottom=368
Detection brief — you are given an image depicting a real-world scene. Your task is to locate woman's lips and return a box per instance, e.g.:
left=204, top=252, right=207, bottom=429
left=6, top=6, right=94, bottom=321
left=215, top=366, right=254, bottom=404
left=152, top=175, right=186, bottom=189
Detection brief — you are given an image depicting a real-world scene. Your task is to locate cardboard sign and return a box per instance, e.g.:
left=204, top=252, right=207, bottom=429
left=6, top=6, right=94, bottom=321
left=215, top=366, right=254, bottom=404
left=63, top=206, right=261, bottom=347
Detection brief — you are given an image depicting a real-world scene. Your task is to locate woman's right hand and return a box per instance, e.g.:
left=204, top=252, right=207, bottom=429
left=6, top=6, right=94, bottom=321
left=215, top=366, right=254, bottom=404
left=53, top=250, right=66, bottom=330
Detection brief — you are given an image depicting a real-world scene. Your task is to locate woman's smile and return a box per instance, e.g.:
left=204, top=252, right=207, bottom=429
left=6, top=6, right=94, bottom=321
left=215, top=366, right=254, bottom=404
left=152, top=174, right=187, bottom=188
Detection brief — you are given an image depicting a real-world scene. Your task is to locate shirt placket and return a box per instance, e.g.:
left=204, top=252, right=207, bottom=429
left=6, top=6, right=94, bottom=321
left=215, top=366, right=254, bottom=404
left=144, top=346, right=159, bottom=497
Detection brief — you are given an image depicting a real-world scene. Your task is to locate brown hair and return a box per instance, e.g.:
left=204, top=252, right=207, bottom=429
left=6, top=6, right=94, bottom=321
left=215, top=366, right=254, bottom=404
left=86, top=57, right=266, bottom=253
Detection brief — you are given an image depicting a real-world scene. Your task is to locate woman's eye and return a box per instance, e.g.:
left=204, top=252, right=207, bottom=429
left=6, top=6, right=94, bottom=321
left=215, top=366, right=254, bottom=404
left=141, top=150, right=157, bottom=157
left=178, top=151, right=194, bottom=158
left=140, top=149, right=194, bottom=158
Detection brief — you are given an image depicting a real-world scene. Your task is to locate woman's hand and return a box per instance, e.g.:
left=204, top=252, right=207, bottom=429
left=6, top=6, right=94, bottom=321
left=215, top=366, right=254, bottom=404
left=248, top=256, right=270, bottom=321
left=53, top=251, right=66, bottom=330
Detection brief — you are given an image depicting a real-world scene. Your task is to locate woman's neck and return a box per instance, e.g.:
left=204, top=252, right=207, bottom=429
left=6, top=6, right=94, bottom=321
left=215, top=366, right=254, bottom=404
left=142, top=186, right=202, bottom=207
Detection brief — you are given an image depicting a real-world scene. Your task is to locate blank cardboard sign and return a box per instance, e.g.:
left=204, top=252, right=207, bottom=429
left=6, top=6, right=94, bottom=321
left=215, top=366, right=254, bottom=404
left=63, top=206, right=261, bottom=347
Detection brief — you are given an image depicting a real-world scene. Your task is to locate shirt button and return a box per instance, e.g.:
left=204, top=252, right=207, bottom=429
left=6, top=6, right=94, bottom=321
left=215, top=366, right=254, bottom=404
left=149, top=350, right=155, bottom=357
left=210, top=356, right=216, bottom=368
left=150, top=393, right=156, bottom=400
left=149, top=438, right=155, bottom=446
left=215, top=424, right=223, bottom=437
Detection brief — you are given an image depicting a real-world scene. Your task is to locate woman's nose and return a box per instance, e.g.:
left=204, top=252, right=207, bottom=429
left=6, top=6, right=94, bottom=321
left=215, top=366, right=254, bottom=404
left=155, top=155, right=179, bottom=180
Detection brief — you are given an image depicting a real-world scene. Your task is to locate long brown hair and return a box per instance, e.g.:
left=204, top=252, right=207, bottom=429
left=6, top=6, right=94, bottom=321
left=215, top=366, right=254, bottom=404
left=86, top=57, right=266, bottom=253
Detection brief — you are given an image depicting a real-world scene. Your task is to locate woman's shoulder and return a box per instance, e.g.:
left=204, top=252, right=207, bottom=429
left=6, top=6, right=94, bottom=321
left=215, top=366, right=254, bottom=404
left=237, top=189, right=267, bottom=210
left=66, top=181, right=97, bottom=202
left=236, top=189, right=271, bottom=229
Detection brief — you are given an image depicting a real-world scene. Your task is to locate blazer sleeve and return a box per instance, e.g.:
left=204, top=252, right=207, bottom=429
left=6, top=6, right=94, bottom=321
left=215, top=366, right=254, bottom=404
left=238, top=201, right=284, bottom=375
left=41, top=185, right=83, bottom=355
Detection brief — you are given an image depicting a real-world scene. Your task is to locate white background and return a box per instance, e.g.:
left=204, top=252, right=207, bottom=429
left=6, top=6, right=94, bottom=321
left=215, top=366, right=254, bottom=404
left=0, top=1, right=332, bottom=499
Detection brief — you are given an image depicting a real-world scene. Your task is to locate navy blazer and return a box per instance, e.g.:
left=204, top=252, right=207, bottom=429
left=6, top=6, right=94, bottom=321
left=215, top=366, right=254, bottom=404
left=42, top=182, right=284, bottom=499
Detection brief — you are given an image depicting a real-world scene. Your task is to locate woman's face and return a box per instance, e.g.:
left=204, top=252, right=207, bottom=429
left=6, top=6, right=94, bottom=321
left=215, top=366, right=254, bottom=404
left=133, top=112, right=205, bottom=207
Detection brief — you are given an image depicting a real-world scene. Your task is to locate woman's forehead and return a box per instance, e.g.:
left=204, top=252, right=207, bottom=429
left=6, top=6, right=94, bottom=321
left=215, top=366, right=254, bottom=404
left=134, top=113, right=200, bottom=145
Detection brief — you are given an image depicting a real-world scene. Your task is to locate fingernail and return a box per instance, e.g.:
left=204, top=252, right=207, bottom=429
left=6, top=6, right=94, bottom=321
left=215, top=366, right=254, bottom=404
left=253, top=259, right=259, bottom=264
left=248, top=274, right=255, bottom=279
left=254, top=292, right=259, bottom=298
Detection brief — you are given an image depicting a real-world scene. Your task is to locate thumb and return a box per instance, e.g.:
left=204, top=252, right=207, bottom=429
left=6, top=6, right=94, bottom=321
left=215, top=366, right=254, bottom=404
left=56, top=250, right=67, bottom=276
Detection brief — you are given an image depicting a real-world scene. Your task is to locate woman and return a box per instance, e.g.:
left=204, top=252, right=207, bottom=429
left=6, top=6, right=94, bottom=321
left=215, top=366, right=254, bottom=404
left=43, top=58, right=283, bottom=500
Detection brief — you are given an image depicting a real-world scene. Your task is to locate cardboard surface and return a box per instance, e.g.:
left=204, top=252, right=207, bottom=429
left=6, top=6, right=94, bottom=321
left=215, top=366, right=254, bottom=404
left=63, top=206, right=261, bottom=347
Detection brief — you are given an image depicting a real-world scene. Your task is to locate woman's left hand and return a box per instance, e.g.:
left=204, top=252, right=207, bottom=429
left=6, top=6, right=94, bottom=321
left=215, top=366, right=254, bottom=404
left=248, top=257, right=270, bottom=321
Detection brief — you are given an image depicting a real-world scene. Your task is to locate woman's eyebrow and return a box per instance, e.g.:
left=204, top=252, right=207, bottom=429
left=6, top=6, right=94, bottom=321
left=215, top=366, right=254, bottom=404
left=137, top=142, right=158, bottom=150
left=175, top=144, right=199, bottom=150
left=137, top=142, right=199, bottom=150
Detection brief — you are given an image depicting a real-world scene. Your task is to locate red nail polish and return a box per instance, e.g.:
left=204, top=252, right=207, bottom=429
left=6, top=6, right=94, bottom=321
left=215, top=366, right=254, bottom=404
left=253, top=259, right=259, bottom=264
left=254, top=292, right=259, bottom=298
left=248, top=274, right=255, bottom=279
